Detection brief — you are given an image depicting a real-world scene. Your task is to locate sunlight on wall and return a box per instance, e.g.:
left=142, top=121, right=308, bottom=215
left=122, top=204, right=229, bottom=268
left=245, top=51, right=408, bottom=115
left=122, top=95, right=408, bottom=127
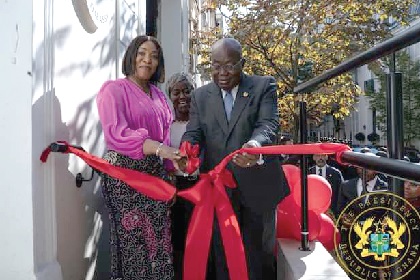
left=84, top=212, right=103, bottom=280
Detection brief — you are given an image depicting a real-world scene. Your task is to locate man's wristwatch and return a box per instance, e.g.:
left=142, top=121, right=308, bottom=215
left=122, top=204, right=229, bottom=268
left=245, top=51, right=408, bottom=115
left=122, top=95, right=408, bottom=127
left=246, top=140, right=265, bottom=165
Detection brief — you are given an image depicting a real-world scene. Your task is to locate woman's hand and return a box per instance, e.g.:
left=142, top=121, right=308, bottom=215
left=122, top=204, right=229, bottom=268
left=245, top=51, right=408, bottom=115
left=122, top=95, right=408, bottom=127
left=174, top=157, right=188, bottom=172
left=142, top=140, right=190, bottom=171
left=158, top=145, right=187, bottom=171
left=158, top=145, right=184, bottom=160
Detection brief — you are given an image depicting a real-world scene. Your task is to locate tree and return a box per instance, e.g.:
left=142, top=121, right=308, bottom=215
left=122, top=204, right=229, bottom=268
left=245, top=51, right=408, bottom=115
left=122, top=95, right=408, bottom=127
left=366, top=50, right=420, bottom=146
left=367, top=132, right=380, bottom=145
left=194, top=0, right=414, bottom=140
left=355, top=132, right=366, bottom=142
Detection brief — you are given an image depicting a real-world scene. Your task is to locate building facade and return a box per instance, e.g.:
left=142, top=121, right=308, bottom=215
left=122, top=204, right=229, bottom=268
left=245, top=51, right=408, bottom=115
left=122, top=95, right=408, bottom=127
left=314, top=4, right=420, bottom=150
left=0, top=0, right=192, bottom=279
left=343, top=17, right=420, bottom=149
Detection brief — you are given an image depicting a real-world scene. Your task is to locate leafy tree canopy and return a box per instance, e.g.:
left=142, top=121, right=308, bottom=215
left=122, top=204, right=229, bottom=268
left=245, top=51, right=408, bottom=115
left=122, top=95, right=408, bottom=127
left=367, top=50, right=420, bottom=146
left=194, top=0, right=414, bottom=139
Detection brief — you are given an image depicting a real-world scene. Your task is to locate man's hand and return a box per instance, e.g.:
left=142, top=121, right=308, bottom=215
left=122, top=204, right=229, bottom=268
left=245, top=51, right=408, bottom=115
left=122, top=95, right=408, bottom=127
left=174, top=157, right=188, bottom=172
left=232, top=143, right=259, bottom=168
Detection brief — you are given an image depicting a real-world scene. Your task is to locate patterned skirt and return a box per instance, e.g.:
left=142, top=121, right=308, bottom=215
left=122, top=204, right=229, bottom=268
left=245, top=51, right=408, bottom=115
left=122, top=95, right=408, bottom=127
left=101, top=151, right=174, bottom=280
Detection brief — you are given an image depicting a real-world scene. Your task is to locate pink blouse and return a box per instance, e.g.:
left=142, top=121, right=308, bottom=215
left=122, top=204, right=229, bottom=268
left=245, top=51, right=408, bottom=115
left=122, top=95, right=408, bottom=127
left=96, top=78, right=173, bottom=160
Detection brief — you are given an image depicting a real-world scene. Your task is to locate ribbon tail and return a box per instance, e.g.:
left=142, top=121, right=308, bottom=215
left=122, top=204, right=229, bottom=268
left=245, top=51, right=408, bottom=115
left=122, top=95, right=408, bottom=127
left=214, top=182, right=249, bottom=280
left=183, top=198, right=214, bottom=280
left=40, top=146, right=52, bottom=163
left=55, top=146, right=176, bottom=201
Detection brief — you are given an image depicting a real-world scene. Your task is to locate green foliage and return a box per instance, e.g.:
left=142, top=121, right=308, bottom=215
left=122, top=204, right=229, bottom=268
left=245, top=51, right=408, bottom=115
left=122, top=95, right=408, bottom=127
left=355, top=132, right=366, bottom=142
left=366, top=51, right=420, bottom=146
left=195, top=0, right=415, bottom=139
left=367, top=132, right=380, bottom=144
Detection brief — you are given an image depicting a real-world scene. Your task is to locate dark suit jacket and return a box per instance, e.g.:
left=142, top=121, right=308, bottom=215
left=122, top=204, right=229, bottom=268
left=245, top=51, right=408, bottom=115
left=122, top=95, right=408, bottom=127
left=309, top=165, right=343, bottom=215
left=182, top=74, right=290, bottom=212
left=337, top=176, right=388, bottom=215
left=279, top=154, right=300, bottom=166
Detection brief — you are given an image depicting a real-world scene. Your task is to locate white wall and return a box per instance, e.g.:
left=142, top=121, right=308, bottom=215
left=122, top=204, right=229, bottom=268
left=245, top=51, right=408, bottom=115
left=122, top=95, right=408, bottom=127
left=355, top=65, right=375, bottom=144
left=44, top=1, right=144, bottom=278
left=0, top=1, right=36, bottom=279
left=1, top=0, right=144, bottom=279
left=160, top=0, right=186, bottom=91
left=32, top=0, right=118, bottom=278
left=0, top=0, right=189, bottom=277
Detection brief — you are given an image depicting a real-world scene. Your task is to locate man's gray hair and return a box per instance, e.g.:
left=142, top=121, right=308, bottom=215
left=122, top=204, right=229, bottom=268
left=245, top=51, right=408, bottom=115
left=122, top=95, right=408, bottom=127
left=166, top=72, right=195, bottom=97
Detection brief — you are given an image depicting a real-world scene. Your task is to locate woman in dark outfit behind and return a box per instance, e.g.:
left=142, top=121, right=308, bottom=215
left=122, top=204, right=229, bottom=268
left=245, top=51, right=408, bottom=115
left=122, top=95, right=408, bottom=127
left=167, top=72, right=198, bottom=279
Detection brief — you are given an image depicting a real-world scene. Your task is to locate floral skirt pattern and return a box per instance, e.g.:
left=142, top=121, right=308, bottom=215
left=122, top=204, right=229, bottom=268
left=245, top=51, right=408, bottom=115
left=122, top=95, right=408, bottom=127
left=101, top=151, right=174, bottom=280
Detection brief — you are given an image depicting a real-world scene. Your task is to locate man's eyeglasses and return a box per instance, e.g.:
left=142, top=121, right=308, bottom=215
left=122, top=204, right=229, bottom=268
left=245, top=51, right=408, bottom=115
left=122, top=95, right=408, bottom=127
left=211, top=59, right=243, bottom=72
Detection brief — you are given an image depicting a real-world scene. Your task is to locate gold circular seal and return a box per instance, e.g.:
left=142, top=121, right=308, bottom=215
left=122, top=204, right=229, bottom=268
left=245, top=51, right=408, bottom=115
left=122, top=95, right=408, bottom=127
left=335, top=192, right=420, bottom=280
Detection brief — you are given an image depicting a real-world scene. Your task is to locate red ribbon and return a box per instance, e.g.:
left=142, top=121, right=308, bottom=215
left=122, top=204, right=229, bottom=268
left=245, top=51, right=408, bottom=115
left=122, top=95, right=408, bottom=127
left=178, top=164, right=247, bottom=280
left=175, top=142, right=351, bottom=280
left=40, top=141, right=351, bottom=280
left=179, top=141, right=200, bottom=174
left=40, top=141, right=176, bottom=201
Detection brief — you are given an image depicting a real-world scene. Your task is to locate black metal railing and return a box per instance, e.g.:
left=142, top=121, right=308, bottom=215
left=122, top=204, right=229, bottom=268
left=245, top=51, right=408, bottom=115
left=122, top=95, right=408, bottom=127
left=293, top=20, right=420, bottom=260
left=294, top=23, right=420, bottom=94
left=339, top=151, right=420, bottom=182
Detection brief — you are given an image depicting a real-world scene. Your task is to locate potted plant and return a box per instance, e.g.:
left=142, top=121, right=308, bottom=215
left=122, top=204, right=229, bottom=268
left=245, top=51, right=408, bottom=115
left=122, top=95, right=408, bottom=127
left=355, top=132, right=366, bottom=142
left=367, top=132, right=380, bottom=145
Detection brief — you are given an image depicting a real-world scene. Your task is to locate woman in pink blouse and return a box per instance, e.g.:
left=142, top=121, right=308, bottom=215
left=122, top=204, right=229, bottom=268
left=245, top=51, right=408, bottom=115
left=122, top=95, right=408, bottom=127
left=96, top=35, right=182, bottom=280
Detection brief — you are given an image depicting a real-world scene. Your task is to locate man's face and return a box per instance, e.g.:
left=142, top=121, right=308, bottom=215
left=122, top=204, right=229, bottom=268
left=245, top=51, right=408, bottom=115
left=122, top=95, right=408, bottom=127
left=356, top=167, right=377, bottom=181
left=210, top=46, right=243, bottom=91
left=313, top=154, right=328, bottom=167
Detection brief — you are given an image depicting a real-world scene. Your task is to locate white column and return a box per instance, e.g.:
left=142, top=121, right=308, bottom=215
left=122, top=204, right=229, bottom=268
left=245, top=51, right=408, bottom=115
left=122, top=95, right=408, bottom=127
left=32, top=0, right=63, bottom=279
left=181, top=0, right=190, bottom=73
left=160, top=0, right=184, bottom=89
left=0, top=0, right=38, bottom=279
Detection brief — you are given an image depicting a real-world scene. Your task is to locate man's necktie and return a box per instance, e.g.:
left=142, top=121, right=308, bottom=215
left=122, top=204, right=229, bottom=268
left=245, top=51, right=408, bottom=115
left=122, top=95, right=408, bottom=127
left=224, top=91, right=234, bottom=121
left=361, top=184, right=369, bottom=203
left=361, top=188, right=368, bottom=196
left=318, top=168, right=322, bottom=177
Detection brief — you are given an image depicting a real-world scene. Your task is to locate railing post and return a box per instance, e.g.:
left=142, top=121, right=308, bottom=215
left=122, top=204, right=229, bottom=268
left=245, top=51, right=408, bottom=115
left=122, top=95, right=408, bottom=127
left=386, top=52, right=404, bottom=279
left=299, top=101, right=310, bottom=251
left=386, top=53, right=404, bottom=193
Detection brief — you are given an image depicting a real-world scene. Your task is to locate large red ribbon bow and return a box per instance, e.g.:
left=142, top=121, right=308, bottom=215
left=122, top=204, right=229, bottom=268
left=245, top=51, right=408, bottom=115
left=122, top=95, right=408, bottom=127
left=179, top=141, right=200, bottom=175
left=40, top=141, right=352, bottom=280
left=178, top=164, right=248, bottom=280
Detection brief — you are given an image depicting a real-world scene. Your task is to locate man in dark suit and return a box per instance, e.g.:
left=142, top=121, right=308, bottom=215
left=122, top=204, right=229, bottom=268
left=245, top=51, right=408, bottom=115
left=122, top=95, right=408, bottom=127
left=277, top=135, right=300, bottom=165
left=309, top=154, right=343, bottom=217
left=181, top=38, right=289, bottom=280
left=336, top=164, right=388, bottom=215
left=336, top=154, right=388, bottom=279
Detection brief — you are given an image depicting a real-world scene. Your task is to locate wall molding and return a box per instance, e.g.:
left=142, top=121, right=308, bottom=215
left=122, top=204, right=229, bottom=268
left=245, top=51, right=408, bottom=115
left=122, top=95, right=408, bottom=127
left=35, top=260, right=62, bottom=280
left=72, top=0, right=113, bottom=33
left=34, top=0, right=63, bottom=279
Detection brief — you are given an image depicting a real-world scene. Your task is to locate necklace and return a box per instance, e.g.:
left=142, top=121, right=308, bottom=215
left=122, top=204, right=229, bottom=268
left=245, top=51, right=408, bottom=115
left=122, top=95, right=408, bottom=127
left=127, top=77, right=151, bottom=98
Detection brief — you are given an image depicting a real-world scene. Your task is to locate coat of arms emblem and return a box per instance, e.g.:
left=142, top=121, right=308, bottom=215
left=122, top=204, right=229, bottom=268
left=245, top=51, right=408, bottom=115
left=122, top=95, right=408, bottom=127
left=353, top=216, right=406, bottom=261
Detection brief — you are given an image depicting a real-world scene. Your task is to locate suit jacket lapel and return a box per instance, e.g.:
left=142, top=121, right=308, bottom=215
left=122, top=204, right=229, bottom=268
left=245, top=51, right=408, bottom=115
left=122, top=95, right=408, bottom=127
left=348, top=178, right=359, bottom=200
left=228, top=75, right=253, bottom=134
left=207, top=83, right=228, bottom=135
left=373, top=178, right=388, bottom=191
